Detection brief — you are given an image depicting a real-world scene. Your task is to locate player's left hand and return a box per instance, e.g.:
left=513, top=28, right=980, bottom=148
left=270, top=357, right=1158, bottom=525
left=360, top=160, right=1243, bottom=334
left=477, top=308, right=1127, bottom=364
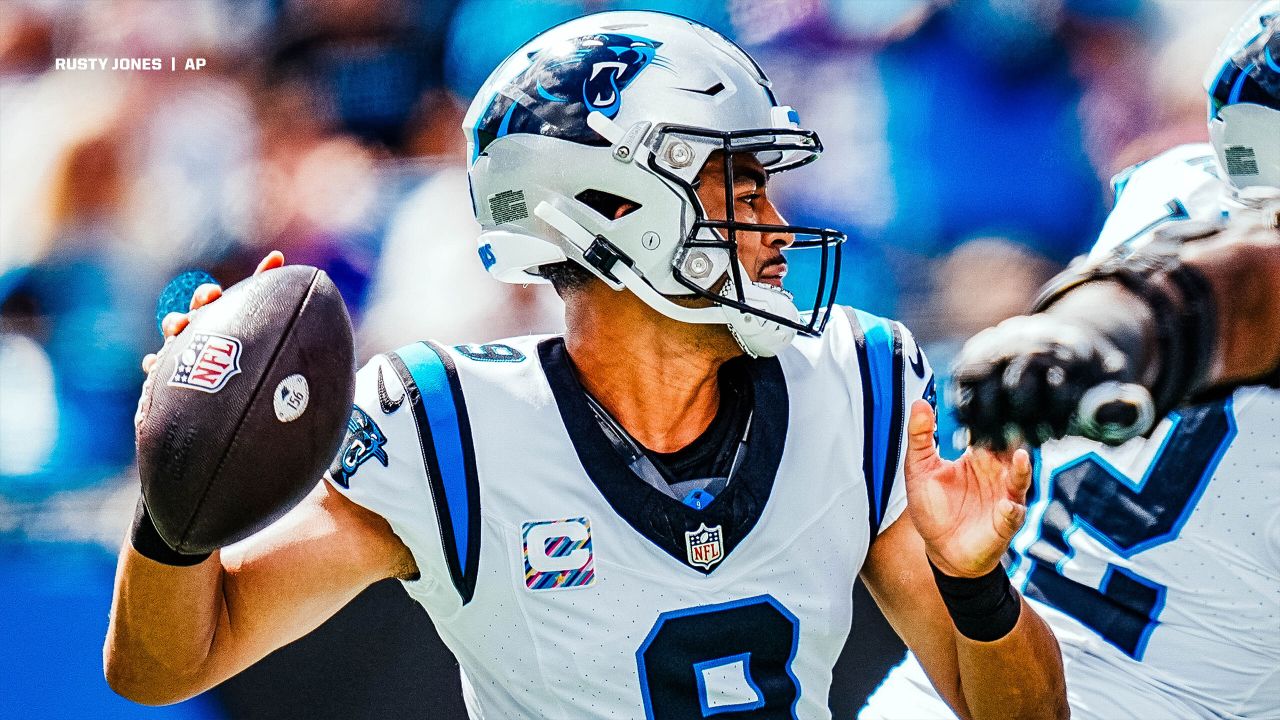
left=903, top=400, right=1032, bottom=578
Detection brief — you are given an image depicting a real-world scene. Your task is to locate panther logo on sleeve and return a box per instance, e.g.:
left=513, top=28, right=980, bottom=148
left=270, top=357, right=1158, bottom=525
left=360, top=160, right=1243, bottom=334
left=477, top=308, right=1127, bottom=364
left=329, top=405, right=389, bottom=488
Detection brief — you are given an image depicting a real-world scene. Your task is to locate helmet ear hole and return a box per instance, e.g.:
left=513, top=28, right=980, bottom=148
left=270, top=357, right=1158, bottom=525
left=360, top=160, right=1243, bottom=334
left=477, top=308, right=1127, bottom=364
left=575, top=189, right=642, bottom=220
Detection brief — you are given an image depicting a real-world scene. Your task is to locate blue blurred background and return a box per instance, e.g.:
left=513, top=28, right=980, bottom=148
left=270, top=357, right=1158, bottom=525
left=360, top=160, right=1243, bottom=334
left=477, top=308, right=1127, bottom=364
left=0, top=0, right=1252, bottom=717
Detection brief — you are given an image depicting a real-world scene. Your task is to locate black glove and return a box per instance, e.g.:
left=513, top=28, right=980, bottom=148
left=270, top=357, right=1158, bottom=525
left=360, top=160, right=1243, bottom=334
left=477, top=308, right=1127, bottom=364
left=950, top=314, right=1150, bottom=449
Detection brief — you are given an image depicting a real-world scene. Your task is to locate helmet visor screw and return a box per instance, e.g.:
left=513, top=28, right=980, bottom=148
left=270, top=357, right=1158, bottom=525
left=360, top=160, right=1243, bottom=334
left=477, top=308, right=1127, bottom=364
left=666, top=141, right=694, bottom=168
left=686, top=251, right=712, bottom=278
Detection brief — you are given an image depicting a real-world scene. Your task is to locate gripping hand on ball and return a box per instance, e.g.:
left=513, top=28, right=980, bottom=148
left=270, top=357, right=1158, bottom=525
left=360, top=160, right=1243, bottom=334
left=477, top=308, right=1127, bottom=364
left=141, top=252, right=284, bottom=374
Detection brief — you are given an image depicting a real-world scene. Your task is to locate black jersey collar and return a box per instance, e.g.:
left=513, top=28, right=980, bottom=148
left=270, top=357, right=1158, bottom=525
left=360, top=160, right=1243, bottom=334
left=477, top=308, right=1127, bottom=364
left=538, top=337, right=788, bottom=575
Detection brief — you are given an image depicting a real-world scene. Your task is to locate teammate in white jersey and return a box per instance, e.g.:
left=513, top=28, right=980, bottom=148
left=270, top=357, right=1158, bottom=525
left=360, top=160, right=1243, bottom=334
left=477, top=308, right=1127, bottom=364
left=864, top=4, right=1280, bottom=718
left=104, top=12, right=1068, bottom=719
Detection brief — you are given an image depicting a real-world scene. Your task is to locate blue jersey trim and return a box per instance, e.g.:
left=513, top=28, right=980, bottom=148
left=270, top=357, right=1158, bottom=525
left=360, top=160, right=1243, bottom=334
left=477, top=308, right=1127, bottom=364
left=388, top=342, right=481, bottom=605
left=1228, top=62, right=1256, bottom=105
left=851, top=310, right=907, bottom=536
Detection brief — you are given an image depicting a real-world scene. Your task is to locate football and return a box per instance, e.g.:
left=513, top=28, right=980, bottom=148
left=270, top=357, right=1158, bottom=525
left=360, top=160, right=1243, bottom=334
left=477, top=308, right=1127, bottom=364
left=136, top=265, right=356, bottom=554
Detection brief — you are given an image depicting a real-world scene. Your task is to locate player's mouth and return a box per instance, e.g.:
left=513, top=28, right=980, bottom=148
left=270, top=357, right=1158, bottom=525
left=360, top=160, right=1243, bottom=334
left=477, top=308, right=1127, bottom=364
left=757, top=258, right=787, bottom=287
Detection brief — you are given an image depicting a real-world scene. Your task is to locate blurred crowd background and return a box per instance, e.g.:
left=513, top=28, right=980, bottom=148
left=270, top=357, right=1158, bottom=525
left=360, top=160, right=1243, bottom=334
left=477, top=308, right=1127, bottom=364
left=0, top=0, right=1256, bottom=717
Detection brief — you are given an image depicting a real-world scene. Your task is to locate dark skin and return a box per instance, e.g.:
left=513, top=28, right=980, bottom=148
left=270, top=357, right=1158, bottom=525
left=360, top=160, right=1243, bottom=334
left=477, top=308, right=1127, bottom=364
left=952, top=203, right=1280, bottom=449
left=1175, top=205, right=1280, bottom=389
left=114, top=154, right=1065, bottom=720
left=1052, top=206, right=1280, bottom=391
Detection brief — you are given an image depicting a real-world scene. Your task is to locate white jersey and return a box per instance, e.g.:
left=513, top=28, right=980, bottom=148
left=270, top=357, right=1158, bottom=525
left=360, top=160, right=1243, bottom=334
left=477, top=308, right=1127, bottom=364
left=863, top=145, right=1280, bottom=720
left=329, top=306, right=933, bottom=719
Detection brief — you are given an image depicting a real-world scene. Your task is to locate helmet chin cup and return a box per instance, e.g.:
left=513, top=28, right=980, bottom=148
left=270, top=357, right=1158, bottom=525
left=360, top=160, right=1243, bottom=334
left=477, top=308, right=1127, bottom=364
left=721, top=272, right=799, bottom=358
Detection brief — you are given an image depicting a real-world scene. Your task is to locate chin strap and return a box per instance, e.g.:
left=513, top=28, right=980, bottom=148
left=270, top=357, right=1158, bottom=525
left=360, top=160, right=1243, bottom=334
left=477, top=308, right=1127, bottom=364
left=718, top=274, right=799, bottom=358
left=533, top=201, right=799, bottom=357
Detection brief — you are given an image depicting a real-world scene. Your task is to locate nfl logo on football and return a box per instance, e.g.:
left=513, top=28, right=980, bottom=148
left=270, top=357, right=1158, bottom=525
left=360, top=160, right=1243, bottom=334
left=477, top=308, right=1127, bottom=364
left=685, top=523, right=723, bottom=570
left=169, top=333, right=243, bottom=393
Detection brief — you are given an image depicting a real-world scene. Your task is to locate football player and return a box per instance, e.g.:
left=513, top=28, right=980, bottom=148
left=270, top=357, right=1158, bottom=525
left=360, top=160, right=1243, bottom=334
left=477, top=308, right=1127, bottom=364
left=104, top=12, right=1067, bottom=719
left=863, top=3, right=1280, bottom=718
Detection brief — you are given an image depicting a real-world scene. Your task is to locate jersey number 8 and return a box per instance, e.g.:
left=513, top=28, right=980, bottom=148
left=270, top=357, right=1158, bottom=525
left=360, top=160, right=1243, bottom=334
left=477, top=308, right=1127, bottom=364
left=636, top=595, right=801, bottom=719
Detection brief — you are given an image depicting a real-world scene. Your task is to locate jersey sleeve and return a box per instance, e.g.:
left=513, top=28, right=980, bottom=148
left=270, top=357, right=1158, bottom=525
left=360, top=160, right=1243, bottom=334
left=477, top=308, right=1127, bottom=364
left=1090, top=144, right=1221, bottom=260
left=888, top=324, right=934, bottom=532
left=843, top=308, right=935, bottom=536
left=327, top=344, right=482, bottom=606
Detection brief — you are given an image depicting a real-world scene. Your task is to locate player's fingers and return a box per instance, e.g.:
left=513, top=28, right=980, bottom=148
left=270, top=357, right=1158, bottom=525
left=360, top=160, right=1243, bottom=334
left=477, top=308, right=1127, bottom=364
left=973, top=446, right=1018, bottom=503
left=996, top=498, right=1027, bottom=539
left=904, top=399, right=942, bottom=475
left=1001, top=354, right=1039, bottom=413
left=142, top=353, right=157, bottom=374
left=1001, top=356, right=1056, bottom=445
left=970, top=445, right=997, bottom=486
left=254, top=251, right=285, bottom=276
left=190, top=283, right=222, bottom=310
left=1009, top=448, right=1033, bottom=500
left=958, top=367, right=1011, bottom=451
left=161, top=312, right=189, bottom=338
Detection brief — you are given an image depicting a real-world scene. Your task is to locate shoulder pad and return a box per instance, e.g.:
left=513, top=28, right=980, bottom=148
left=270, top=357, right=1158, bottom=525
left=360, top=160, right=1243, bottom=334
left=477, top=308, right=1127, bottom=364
left=385, top=341, right=482, bottom=605
left=1094, top=144, right=1225, bottom=259
left=848, top=309, right=909, bottom=536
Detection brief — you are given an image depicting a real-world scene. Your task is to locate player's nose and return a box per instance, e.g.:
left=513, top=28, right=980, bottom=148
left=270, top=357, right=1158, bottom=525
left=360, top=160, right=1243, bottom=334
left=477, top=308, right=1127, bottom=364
left=761, top=199, right=794, bottom=249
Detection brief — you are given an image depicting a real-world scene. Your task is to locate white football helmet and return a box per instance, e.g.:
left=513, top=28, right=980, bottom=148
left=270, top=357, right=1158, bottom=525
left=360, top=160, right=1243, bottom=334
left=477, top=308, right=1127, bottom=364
left=462, top=11, right=845, bottom=357
left=1204, top=0, right=1280, bottom=191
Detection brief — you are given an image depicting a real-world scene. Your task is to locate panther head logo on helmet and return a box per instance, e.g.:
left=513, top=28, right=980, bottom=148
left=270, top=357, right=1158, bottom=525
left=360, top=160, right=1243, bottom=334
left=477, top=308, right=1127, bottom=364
left=473, top=33, right=664, bottom=157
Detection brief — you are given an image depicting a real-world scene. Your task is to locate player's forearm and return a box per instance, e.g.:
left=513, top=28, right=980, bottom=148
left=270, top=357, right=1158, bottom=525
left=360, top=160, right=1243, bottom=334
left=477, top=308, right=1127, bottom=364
left=105, top=483, right=409, bottom=706
left=104, top=545, right=229, bottom=705
left=955, top=597, right=1067, bottom=720
left=1184, top=237, right=1280, bottom=387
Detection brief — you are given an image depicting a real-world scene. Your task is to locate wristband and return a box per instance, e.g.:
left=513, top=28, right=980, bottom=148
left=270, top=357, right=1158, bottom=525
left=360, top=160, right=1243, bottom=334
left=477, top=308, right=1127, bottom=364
left=130, top=498, right=211, bottom=566
left=929, top=558, right=1021, bottom=642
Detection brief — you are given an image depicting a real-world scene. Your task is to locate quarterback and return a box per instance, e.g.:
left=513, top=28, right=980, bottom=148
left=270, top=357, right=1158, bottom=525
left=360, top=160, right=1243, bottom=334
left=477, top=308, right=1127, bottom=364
left=864, top=3, right=1280, bottom=719
left=105, top=12, right=1066, bottom=719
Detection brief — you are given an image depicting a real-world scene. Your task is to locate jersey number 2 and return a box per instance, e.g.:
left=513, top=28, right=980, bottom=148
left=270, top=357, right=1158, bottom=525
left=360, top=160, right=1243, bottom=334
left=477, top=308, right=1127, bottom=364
left=636, top=595, right=800, bottom=719
left=1022, top=400, right=1235, bottom=660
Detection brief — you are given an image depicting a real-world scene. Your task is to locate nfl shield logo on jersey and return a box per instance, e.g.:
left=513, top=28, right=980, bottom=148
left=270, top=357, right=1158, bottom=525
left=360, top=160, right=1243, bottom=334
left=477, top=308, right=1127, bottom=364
left=685, top=523, right=724, bottom=570
left=168, top=333, right=243, bottom=393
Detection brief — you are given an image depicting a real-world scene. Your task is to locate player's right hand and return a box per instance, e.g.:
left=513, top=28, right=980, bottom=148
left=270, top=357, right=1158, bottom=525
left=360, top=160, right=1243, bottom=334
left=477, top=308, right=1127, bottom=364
left=140, top=252, right=285, bottom=374
left=950, top=313, right=1135, bottom=450
left=135, top=252, right=284, bottom=431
